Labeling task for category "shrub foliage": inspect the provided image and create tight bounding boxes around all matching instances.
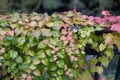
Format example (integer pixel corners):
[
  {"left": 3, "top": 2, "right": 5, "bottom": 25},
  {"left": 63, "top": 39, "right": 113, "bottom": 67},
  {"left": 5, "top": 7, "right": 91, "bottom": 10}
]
[{"left": 0, "top": 11, "right": 120, "bottom": 80}]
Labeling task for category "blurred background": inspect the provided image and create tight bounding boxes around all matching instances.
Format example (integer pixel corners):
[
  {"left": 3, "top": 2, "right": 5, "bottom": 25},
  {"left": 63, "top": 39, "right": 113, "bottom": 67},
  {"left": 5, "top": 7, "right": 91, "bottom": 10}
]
[{"left": 0, "top": 0, "right": 120, "bottom": 16}]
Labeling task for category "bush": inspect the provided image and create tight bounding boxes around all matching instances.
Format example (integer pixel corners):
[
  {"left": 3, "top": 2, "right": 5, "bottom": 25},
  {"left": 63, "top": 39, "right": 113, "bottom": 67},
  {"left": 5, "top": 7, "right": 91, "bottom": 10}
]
[{"left": 0, "top": 11, "right": 120, "bottom": 80}]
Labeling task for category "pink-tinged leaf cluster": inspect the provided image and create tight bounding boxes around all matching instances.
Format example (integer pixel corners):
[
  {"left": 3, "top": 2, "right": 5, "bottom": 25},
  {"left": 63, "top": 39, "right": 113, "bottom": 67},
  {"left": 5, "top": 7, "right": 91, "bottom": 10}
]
[
  {"left": 86, "top": 10, "right": 120, "bottom": 33},
  {"left": 65, "top": 69, "right": 71, "bottom": 76},
  {"left": 60, "top": 24, "right": 74, "bottom": 45},
  {"left": 110, "top": 24, "right": 120, "bottom": 32},
  {"left": 102, "top": 10, "right": 111, "bottom": 17}
]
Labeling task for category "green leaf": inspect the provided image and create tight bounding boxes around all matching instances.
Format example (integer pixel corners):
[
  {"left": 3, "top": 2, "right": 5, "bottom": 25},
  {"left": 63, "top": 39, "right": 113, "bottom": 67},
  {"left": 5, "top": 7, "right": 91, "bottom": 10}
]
[
  {"left": 53, "top": 21, "right": 63, "bottom": 30},
  {"left": 99, "top": 44, "right": 106, "bottom": 51},
  {"left": 96, "top": 66, "right": 103, "bottom": 74},
  {"left": 27, "top": 32, "right": 34, "bottom": 41},
  {"left": 37, "top": 41, "right": 46, "bottom": 49},
  {"left": 50, "top": 38, "right": 59, "bottom": 46},
  {"left": 15, "top": 56, "right": 23, "bottom": 63},
  {"left": 89, "top": 57, "right": 98, "bottom": 66},
  {"left": 9, "top": 62, "right": 16, "bottom": 70},
  {"left": 66, "top": 11, "right": 74, "bottom": 17},
  {"left": 9, "top": 50, "right": 18, "bottom": 59},
  {"left": 57, "top": 51, "right": 65, "bottom": 58},
  {"left": 51, "top": 72, "right": 57, "bottom": 77},
  {"left": 56, "top": 60, "right": 65, "bottom": 68},
  {"left": 27, "top": 50, "right": 35, "bottom": 56},
  {"left": 50, "top": 64, "right": 57, "bottom": 71},
  {"left": 71, "top": 69, "right": 79, "bottom": 78},
  {"left": 33, "top": 29, "right": 41, "bottom": 40},
  {"left": 41, "top": 28, "right": 52, "bottom": 37},
  {"left": 57, "top": 41, "right": 64, "bottom": 48},
  {"left": 33, "top": 70, "right": 41, "bottom": 76},
  {"left": 12, "top": 68, "right": 18, "bottom": 74},
  {"left": 105, "top": 48, "right": 114, "bottom": 59},
  {"left": 46, "top": 49, "right": 52, "bottom": 56},
  {"left": 98, "top": 57, "right": 109, "bottom": 67},
  {"left": 33, "top": 58, "right": 40, "bottom": 65},
  {"left": 29, "top": 64, "right": 37, "bottom": 70},
  {"left": 90, "top": 66, "right": 97, "bottom": 73},
  {"left": 17, "top": 37, "right": 25, "bottom": 46},
  {"left": 48, "top": 57, "right": 55, "bottom": 62},
  {"left": 46, "top": 21, "right": 54, "bottom": 27},
  {"left": 56, "top": 76, "right": 63, "bottom": 80},
  {"left": 37, "top": 50, "right": 46, "bottom": 58},
  {"left": 57, "top": 69, "right": 64, "bottom": 76},
  {"left": 19, "top": 62, "right": 28, "bottom": 70},
  {"left": 42, "top": 58, "right": 49, "bottom": 66},
  {"left": 4, "top": 36, "right": 14, "bottom": 41},
  {"left": 52, "top": 30, "right": 60, "bottom": 37}
]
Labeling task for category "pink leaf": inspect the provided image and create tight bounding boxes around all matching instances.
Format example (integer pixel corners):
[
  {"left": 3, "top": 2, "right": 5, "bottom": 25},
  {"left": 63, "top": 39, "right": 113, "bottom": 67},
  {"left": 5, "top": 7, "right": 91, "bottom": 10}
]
[
  {"left": 0, "top": 36, "right": 5, "bottom": 40},
  {"left": 63, "top": 24, "right": 68, "bottom": 30},
  {"left": 27, "top": 76, "right": 32, "bottom": 80},
  {"left": 110, "top": 24, "right": 120, "bottom": 32},
  {"left": 70, "top": 55, "right": 75, "bottom": 62},
  {"left": 66, "top": 70, "right": 70, "bottom": 76},
  {"left": 7, "top": 30, "right": 15, "bottom": 36},
  {"left": 64, "top": 40, "right": 68, "bottom": 45},
  {"left": 60, "top": 35, "right": 66, "bottom": 40},
  {"left": 102, "top": 10, "right": 111, "bottom": 17},
  {"left": 22, "top": 74, "right": 27, "bottom": 79}
]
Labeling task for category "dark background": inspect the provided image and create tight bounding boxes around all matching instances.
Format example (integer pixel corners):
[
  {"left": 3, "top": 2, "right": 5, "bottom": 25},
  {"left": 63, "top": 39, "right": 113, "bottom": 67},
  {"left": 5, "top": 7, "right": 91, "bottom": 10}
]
[{"left": 0, "top": 0, "right": 120, "bottom": 16}]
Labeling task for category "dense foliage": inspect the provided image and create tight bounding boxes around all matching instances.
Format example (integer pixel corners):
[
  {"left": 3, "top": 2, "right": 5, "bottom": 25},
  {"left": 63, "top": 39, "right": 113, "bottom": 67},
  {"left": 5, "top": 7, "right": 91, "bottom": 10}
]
[{"left": 0, "top": 11, "right": 120, "bottom": 80}]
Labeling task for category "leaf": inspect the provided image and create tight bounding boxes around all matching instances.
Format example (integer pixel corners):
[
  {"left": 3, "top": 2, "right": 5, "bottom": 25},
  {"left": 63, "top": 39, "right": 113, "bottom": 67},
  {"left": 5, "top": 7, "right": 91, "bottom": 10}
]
[
  {"left": 37, "top": 50, "right": 46, "bottom": 58},
  {"left": 15, "top": 56, "right": 23, "bottom": 63},
  {"left": 50, "top": 38, "right": 59, "bottom": 46},
  {"left": 56, "top": 76, "right": 63, "bottom": 80},
  {"left": 17, "top": 37, "right": 25, "bottom": 46},
  {"left": 96, "top": 66, "right": 103, "bottom": 74},
  {"left": 19, "top": 62, "right": 28, "bottom": 70},
  {"left": 50, "top": 64, "right": 57, "bottom": 71},
  {"left": 29, "top": 21, "right": 37, "bottom": 28},
  {"left": 29, "top": 64, "right": 37, "bottom": 70},
  {"left": 9, "top": 50, "right": 18, "bottom": 59},
  {"left": 105, "top": 48, "right": 114, "bottom": 59},
  {"left": 37, "top": 41, "right": 46, "bottom": 49},
  {"left": 91, "top": 66, "right": 97, "bottom": 73},
  {"left": 46, "top": 49, "right": 52, "bottom": 56},
  {"left": 89, "top": 57, "right": 98, "bottom": 66},
  {"left": 57, "top": 41, "right": 64, "bottom": 48},
  {"left": 52, "top": 30, "right": 60, "bottom": 37},
  {"left": 104, "top": 33, "right": 116, "bottom": 45},
  {"left": 71, "top": 69, "right": 79, "bottom": 78},
  {"left": 33, "top": 58, "right": 40, "bottom": 65},
  {"left": 27, "top": 32, "right": 34, "bottom": 41},
  {"left": 0, "top": 30, "right": 6, "bottom": 35},
  {"left": 53, "top": 21, "right": 63, "bottom": 30},
  {"left": 66, "top": 11, "right": 74, "bottom": 17},
  {"left": 46, "top": 21, "right": 54, "bottom": 27},
  {"left": 27, "top": 50, "right": 35, "bottom": 56},
  {"left": 41, "top": 28, "right": 52, "bottom": 37},
  {"left": 42, "top": 58, "right": 49, "bottom": 66},
  {"left": 4, "top": 36, "right": 14, "bottom": 41},
  {"left": 32, "top": 29, "right": 41, "bottom": 40},
  {"left": 57, "top": 51, "right": 65, "bottom": 58},
  {"left": 99, "top": 44, "right": 106, "bottom": 51},
  {"left": 56, "top": 60, "right": 65, "bottom": 68},
  {"left": 57, "top": 69, "right": 63, "bottom": 76},
  {"left": 33, "top": 70, "right": 41, "bottom": 76},
  {"left": 98, "top": 57, "right": 109, "bottom": 67}
]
